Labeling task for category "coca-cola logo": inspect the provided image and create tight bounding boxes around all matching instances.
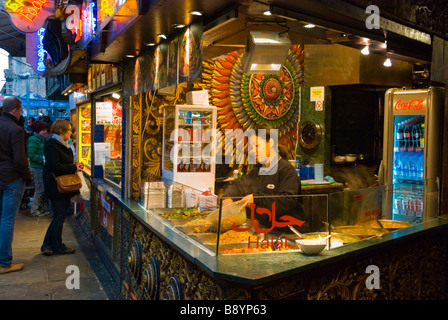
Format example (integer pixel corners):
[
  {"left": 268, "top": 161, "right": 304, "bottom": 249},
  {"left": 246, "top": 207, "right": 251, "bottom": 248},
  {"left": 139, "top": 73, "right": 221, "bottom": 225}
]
[{"left": 394, "top": 99, "right": 425, "bottom": 111}]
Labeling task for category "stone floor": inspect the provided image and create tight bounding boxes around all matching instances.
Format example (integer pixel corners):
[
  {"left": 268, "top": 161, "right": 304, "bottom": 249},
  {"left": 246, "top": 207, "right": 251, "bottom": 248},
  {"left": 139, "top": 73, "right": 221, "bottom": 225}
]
[{"left": 0, "top": 207, "right": 118, "bottom": 300}]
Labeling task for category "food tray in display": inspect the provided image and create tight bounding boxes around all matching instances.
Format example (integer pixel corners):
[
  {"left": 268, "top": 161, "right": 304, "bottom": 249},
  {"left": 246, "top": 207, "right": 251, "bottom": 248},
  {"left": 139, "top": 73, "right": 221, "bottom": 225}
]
[
  {"left": 301, "top": 232, "right": 361, "bottom": 244},
  {"left": 378, "top": 219, "right": 412, "bottom": 231},
  {"left": 176, "top": 224, "right": 216, "bottom": 234},
  {"left": 333, "top": 226, "right": 389, "bottom": 237},
  {"left": 214, "top": 238, "right": 299, "bottom": 255}
]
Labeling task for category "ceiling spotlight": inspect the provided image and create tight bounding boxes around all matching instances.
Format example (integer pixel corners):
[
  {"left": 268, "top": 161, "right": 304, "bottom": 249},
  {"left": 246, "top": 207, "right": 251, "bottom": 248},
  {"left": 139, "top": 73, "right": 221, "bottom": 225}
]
[
  {"left": 383, "top": 57, "right": 392, "bottom": 67},
  {"left": 189, "top": 10, "right": 202, "bottom": 16},
  {"left": 126, "top": 54, "right": 135, "bottom": 58},
  {"left": 361, "top": 45, "right": 370, "bottom": 55},
  {"left": 304, "top": 24, "right": 315, "bottom": 28},
  {"left": 145, "top": 42, "right": 156, "bottom": 46},
  {"left": 157, "top": 34, "right": 167, "bottom": 40},
  {"left": 173, "top": 24, "right": 185, "bottom": 29},
  {"left": 263, "top": 10, "right": 272, "bottom": 16}
]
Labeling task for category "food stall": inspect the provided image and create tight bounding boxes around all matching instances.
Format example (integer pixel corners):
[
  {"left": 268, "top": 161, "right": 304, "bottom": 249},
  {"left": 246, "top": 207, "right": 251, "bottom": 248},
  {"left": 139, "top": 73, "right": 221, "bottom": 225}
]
[
  {"left": 63, "top": 0, "right": 448, "bottom": 300},
  {"left": 118, "top": 176, "right": 448, "bottom": 300}
]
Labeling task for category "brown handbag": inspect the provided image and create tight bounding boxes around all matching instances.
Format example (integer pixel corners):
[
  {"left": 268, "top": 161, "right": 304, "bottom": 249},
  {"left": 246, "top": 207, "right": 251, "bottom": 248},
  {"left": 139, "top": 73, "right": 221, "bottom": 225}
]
[{"left": 53, "top": 173, "right": 82, "bottom": 193}]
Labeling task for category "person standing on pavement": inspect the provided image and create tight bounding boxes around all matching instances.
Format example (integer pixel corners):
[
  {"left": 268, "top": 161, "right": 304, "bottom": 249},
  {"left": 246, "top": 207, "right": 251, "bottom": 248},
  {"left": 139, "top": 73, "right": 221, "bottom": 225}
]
[
  {"left": 0, "top": 97, "right": 32, "bottom": 275},
  {"left": 41, "top": 120, "right": 83, "bottom": 256},
  {"left": 27, "top": 121, "right": 51, "bottom": 217}
]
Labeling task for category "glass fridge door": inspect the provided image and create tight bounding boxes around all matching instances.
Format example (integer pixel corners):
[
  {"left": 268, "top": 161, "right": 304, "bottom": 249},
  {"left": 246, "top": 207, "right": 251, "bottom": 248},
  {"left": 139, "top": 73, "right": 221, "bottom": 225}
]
[{"left": 391, "top": 115, "right": 425, "bottom": 223}]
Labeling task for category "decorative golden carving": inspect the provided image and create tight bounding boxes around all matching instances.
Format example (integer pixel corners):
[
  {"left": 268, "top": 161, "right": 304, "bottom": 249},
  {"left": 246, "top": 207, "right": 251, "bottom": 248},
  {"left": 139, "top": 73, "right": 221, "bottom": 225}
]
[
  {"left": 123, "top": 211, "right": 448, "bottom": 300},
  {"left": 123, "top": 214, "right": 250, "bottom": 300}
]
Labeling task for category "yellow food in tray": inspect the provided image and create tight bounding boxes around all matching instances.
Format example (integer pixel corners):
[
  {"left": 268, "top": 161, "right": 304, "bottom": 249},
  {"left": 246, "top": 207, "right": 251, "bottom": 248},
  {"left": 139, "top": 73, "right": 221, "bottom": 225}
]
[{"left": 219, "top": 230, "right": 257, "bottom": 243}]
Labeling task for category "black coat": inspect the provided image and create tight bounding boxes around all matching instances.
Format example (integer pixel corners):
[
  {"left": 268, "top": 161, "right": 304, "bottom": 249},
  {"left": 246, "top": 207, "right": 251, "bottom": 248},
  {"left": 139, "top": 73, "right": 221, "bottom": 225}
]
[
  {"left": 0, "top": 112, "right": 32, "bottom": 186},
  {"left": 43, "top": 136, "right": 79, "bottom": 199}
]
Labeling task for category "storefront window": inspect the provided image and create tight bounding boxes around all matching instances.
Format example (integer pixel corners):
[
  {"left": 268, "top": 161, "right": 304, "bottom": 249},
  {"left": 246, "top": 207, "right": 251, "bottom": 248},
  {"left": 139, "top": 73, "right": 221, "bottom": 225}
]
[
  {"left": 76, "top": 99, "right": 92, "bottom": 175},
  {"left": 93, "top": 89, "right": 123, "bottom": 187}
]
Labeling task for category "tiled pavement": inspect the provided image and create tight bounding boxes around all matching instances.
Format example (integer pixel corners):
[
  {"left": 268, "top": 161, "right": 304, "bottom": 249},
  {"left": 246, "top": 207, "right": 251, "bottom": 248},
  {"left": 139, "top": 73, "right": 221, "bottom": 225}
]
[{"left": 0, "top": 207, "right": 119, "bottom": 300}]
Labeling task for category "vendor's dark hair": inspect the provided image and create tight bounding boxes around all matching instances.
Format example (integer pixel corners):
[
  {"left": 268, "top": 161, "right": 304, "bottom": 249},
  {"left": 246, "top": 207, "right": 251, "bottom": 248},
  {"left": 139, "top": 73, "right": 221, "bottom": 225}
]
[{"left": 257, "top": 124, "right": 274, "bottom": 142}]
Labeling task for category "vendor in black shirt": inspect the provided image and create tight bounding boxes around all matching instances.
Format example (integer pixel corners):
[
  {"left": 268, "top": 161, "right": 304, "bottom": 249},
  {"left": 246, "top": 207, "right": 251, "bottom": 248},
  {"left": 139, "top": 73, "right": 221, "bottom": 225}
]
[{"left": 222, "top": 126, "right": 305, "bottom": 235}]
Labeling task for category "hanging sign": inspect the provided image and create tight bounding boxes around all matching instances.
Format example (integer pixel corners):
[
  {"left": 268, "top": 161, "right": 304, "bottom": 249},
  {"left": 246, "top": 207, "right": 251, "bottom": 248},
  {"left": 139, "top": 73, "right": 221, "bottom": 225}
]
[
  {"left": 26, "top": 27, "right": 49, "bottom": 75},
  {"left": 64, "top": 4, "right": 83, "bottom": 43},
  {"left": 1, "top": 0, "right": 55, "bottom": 33},
  {"left": 81, "top": 0, "right": 97, "bottom": 45}
]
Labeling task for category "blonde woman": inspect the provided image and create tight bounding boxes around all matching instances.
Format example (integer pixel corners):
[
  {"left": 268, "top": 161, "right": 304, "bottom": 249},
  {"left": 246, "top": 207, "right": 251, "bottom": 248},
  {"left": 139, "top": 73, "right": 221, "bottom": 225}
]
[{"left": 41, "top": 120, "right": 84, "bottom": 256}]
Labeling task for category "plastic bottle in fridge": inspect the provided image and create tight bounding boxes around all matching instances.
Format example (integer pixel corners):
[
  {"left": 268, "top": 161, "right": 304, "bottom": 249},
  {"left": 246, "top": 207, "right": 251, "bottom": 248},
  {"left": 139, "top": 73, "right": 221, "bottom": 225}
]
[
  {"left": 393, "top": 152, "right": 402, "bottom": 182},
  {"left": 401, "top": 152, "right": 409, "bottom": 180},
  {"left": 408, "top": 152, "right": 417, "bottom": 180},
  {"left": 417, "top": 152, "right": 424, "bottom": 180},
  {"left": 397, "top": 121, "right": 404, "bottom": 148},
  {"left": 404, "top": 122, "right": 412, "bottom": 148}
]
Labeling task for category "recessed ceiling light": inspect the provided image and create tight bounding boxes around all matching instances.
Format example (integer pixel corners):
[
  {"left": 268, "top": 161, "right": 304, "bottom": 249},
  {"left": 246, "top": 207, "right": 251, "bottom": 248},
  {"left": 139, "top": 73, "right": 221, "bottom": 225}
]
[
  {"left": 304, "top": 24, "right": 315, "bottom": 28},
  {"left": 173, "top": 24, "right": 185, "bottom": 29},
  {"left": 126, "top": 54, "right": 135, "bottom": 58},
  {"left": 383, "top": 57, "right": 392, "bottom": 67},
  {"left": 361, "top": 45, "right": 370, "bottom": 55},
  {"left": 157, "top": 34, "right": 167, "bottom": 40},
  {"left": 189, "top": 10, "right": 202, "bottom": 16},
  {"left": 263, "top": 10, "right": 272, "bottom": 16},
  {"left": 145, "top": 42, "right": 156, "bottom": 46}
]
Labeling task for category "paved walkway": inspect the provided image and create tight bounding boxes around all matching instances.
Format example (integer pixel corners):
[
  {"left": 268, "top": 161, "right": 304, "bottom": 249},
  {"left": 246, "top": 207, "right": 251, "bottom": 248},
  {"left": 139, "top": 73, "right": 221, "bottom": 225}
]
[{"left": 0, "top": 207, "right": 120, "bottom": 300}]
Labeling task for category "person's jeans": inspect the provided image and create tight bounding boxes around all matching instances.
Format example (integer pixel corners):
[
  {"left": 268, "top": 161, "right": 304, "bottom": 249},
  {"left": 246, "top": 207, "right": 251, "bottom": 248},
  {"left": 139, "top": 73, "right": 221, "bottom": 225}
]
[
  {"left": 41, "top": 198, "right": 71, "bottom": 253},
  {"left": 30, "top": 168, "right": 45, "bottom": 214},
  {"left": 0, "top": 179, "right": 26, "bottom": 267}
]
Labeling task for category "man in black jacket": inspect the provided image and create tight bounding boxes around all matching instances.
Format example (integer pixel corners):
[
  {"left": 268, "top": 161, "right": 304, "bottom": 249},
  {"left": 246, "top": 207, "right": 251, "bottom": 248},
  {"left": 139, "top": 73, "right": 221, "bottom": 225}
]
[
  {"left": 0, "top": 97, "right": 32, "bottom": 275},
  {"left": 222, "top": 126, "right": 305, "bottom": 235}
]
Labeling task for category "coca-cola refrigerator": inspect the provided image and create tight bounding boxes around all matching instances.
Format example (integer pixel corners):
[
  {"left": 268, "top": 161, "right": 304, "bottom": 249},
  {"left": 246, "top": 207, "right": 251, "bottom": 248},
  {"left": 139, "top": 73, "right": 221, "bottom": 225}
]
[{"left": 381, "top": 87, "right": 445, "bottom": 223}]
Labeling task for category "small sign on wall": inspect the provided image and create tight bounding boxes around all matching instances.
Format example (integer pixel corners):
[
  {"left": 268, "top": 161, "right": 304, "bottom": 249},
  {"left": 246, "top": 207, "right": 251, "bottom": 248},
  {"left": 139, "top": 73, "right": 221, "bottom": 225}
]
[{"left": 310, "top": 87, "right": 325, "bottom": 102}]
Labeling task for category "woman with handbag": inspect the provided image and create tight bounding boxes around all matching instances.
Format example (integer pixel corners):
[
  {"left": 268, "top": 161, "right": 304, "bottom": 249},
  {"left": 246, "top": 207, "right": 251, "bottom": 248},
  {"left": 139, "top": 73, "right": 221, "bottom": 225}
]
[{"left": 41, "top": 120, "right": 84, "bottom": 256}]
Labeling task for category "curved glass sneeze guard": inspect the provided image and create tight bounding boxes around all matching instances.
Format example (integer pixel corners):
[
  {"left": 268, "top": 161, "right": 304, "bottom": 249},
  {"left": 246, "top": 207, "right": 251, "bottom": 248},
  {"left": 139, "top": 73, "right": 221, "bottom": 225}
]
[{"left": 138, "top": 176, "right": 439, "bottom": 256}]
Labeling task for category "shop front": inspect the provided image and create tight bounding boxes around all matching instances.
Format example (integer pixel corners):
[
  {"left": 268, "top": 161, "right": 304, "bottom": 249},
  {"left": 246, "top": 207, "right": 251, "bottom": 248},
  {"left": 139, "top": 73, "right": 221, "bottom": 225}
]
[{"left": 63, "top": 0, "right": 448, "bottom": 299}]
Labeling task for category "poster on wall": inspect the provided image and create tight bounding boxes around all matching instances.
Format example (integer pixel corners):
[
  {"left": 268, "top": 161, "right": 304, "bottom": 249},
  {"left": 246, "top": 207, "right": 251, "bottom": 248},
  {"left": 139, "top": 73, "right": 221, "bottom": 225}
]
[
  {"left": 168, "top": 37, "right": 179, "bottom": 85},
  {"left": 98, "top": 190, "right": 114, "bottom": 235},
  {"left": 96, "top": 101, "right": 113, "bottom": 124},
  {"left": 154, "top": 43, "right": 168, "bottom": 90},
  {"left": 178, "top": 23, "right": 203, "bottom": 83}
]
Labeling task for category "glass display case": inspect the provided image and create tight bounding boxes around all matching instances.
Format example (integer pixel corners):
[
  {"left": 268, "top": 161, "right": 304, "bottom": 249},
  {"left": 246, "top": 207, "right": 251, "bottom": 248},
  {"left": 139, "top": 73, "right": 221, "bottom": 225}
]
[
  {"left": 104, "top": 156, "right": 122, "bottom": 187},
  {"left": 137, "top": 175, "right": 421, "bottom": 256},
  {"left": 76, "top": 100, "right": 92, "bottom": 175},
  {"left": 162, "top": 105, "right": 217, "bottom": 192}
]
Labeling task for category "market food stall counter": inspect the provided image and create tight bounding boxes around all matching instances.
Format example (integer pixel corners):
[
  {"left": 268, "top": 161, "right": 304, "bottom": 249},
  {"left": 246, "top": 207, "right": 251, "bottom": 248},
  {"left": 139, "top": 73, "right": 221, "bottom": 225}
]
[{"left": 115, "top": 180, "right": 448, "bottom": 300}]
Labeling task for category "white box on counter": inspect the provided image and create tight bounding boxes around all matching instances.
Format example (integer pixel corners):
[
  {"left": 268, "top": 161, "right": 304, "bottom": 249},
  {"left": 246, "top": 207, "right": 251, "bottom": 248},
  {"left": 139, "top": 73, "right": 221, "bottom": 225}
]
[
  {"left": 198, "top": 194, "right": 217, "bottom": 211},
  {"left": 186, "top": 90, "right": 210, "bottom": 105}
]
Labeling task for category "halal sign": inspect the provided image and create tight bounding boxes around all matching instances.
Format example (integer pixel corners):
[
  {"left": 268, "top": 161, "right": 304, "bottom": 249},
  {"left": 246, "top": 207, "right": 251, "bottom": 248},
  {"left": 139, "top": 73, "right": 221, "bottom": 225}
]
[{"left": 2, "top": 0, "right": 55, "bottom": 33}]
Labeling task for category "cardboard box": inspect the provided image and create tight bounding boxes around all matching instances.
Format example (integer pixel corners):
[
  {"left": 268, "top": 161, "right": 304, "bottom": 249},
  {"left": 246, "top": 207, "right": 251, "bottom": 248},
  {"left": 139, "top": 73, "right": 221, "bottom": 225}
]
[{"left": 186, "top": 90, "right": 210, "bottom": 105}]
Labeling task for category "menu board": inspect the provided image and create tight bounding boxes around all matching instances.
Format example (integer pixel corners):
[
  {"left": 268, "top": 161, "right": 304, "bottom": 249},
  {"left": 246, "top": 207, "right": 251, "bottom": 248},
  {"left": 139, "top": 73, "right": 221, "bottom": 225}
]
[
  {"left": 96, "top": 101, "right": 113, "bottom": 125},
  {"left": 88, "top": 63, "right": 119, "bottom": 92},
  {"left": 77, "top": 101, "right": 92, "bottom": 174},
  {"left": 103, "top": 98, "right": 122, "bottom": 158}
]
